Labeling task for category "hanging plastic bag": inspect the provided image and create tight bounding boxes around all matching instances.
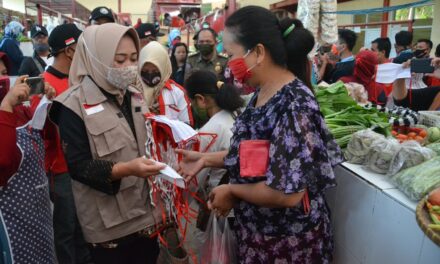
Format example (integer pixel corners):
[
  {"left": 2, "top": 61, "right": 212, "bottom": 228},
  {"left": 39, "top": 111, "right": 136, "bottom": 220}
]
[{"left": 200, "top": 214, "right": 237, "bottom": 264}]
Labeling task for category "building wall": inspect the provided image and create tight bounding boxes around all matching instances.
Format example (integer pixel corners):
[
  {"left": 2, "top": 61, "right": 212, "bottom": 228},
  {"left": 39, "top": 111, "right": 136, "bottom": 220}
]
[
  {"left": 237, "top": 0, "right": 279, "bottom": 9},
  {"left": 337, "top": 0, "right": 419, "bottom": 26},
  {"left": 432, "top": 0, "right": 440, "bottom": 53},
  {"left": 3, "top": 0, "right": 25, "bottom": 13},
  {"left": 77, "top": 0, "right": 153, "bottom": 23}
]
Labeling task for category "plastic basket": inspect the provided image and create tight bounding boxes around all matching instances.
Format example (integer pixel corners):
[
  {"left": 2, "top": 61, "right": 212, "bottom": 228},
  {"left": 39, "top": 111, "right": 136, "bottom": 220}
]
[{"left": 419, "top": 111, "right": 440, "bottom": 127}]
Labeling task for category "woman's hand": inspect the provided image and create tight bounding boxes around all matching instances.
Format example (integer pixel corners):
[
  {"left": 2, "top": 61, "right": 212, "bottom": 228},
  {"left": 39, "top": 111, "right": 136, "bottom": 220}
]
[
  {"left": 0, "top": 76, "right": 30, "bottom": 113},
  {"left": 176, "top": 149, "right": 205, "bottom": 182},
  {"left": 208, "top": 184, "right": 236, "bottom": 217},
  {"left": 112, "top": 157, "right": 166, "bottom": 179}
]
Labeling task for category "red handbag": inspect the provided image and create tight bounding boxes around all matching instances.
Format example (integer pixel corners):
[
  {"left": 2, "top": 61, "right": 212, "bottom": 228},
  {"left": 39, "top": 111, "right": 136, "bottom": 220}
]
[{"left": 239, "top": 140, "right": 270, "bottom": 177}]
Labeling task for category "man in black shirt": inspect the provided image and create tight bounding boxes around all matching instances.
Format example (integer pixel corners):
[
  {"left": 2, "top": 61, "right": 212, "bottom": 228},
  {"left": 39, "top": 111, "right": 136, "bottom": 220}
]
[
  {"left": 328, "top": 29, "right": 357, "bottom": 83},
  {"left": 18, "top": 25, "right": 50, "bottom": 77}
]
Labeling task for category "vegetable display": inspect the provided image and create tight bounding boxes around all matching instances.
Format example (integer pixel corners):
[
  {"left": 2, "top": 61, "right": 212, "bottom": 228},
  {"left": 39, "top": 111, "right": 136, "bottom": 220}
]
[
  {"left": 315, "top": 81, "right": 357, "bottom": 116},
  {"left": 392, "top": 126, "right": 428, "bottom": 144},
  {"left": 325, "top": 106, "right": 391, "bottom": 148},
  {"left": 391, "top": 156, "right": 440, "bottom": 201},
  {"left": 366, "top": 138, "right": 401, "bottom": 174},
  {"left": 428, "top": 127, "right": 440, "bottom": 143},
  {"left": 388, "top": 141, "right": 436, "bottom": 176},
  {"left": 345, "top": 130, "right": 385, "bottom": 164},
  {"left": 427, "top": 188, "right": 440, "bottom": 231}
]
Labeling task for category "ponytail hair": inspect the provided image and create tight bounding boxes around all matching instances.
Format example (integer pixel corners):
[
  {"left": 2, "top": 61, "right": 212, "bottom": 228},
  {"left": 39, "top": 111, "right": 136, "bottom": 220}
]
[
  {"left": 280, "top": 18, "right": 315, "bottom": 89},
  {"left": 225, "top": 6, "right": 315, "bottom": 89},
  {"left": 185, "top": 70, "right": 244, "bottom": 113}
]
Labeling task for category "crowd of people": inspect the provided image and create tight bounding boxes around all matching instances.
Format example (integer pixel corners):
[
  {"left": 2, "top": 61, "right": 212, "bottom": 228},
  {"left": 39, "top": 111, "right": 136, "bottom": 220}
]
[
  {"left": 1, "top": 4, "right": 440, "bottom": 264},
  {"left": 315, "top": 27, "right": 440, "bottom": 110}
]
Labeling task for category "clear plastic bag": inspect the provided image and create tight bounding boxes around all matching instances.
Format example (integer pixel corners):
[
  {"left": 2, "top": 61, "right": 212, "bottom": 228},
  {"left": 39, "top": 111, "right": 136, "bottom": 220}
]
[
  {"left": 365, "top": 137, "right": 401, "bottom": 174},
  {"left": 388, "top": 141, "right": 437, "bottom": 176},
  {"left": 345, "top": 129, "right": 385, "bottom": 164},
  {"left": 391, "top": 156, "right": 440, "bottom": 201},
  {"left": 200, "top": 214, "right": 237, "bottom": 264}
]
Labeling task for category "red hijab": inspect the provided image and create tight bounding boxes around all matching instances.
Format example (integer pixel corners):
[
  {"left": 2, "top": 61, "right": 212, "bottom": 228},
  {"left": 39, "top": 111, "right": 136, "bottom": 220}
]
[{"left": 340, "top": 50, "right": 380, "bottom": 102}]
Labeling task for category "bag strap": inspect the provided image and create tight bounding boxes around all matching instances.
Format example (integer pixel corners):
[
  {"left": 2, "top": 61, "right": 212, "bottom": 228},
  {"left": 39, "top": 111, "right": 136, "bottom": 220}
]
[{"left": 32, "top": 56, "right": 45, "bottom": 74}]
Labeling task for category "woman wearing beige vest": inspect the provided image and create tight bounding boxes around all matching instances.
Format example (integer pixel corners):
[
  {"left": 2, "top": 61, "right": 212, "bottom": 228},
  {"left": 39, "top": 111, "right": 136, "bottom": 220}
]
[{"left": 49, "top": 24, "right": 167, "bottom": 264}]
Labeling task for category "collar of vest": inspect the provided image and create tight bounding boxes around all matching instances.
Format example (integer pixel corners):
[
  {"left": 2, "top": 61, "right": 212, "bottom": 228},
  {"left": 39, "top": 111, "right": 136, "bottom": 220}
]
[{"left": 83, "top": 76, "right": 108, "bottom": 106}]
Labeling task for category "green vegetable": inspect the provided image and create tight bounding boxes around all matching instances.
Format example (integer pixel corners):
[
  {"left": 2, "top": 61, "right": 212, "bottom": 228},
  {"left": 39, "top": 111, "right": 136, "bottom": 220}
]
[
  {"left": 391, "top": 156, "right": 440, "bottom": 201},
  {"left": 315, "top": 81, "right": 357, "bottom": 115},
  {"left": 428, "top": 224, "right": 440, "bottom": 231},
  {"left": 335, "top": 135, "right": 353, "bottom": 148},
  {"left": 325, "top": 105, "right": 392, "bottom": 138},
  {"left": 428, "top": 127, "right": 440, "bottom": 142},
  {"left": 427, "top": 143, "right": 440, "bottom": 155}
]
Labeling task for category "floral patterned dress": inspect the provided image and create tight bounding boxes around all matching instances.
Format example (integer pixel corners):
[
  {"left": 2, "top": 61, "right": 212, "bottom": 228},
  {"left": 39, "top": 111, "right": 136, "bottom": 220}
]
[{"left": 224, "top": 79, "right": 343, "bottom": 264}]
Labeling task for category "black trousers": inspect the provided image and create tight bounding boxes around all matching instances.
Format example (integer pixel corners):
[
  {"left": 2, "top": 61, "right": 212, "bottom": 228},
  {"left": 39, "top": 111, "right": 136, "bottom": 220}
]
[
  {"left": 89, "top": 235, "right": 159, "bottom": 264},
  {"left": 50, "top": 173, "right": 91, "bottom": 264}
]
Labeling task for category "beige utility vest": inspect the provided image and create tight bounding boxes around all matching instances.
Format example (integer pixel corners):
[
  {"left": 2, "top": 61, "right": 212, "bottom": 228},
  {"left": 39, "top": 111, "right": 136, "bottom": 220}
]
[{"left": 55, "top": 76, "right": 163, "bottom": 243}]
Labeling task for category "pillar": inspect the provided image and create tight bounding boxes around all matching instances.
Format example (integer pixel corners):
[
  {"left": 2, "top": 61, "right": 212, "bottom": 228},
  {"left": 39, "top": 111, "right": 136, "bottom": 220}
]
[{"left": 430, "top": 0, "right": 440, "bottom": 56}]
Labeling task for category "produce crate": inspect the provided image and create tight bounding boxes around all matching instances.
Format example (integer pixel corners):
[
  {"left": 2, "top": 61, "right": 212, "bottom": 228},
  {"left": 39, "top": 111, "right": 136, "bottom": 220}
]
[
  {"left": 416, "top": 198, "right": 440, "bottom": 247},
  {"left": 419, "top": 111, "right": 440, "bottom": 127}
]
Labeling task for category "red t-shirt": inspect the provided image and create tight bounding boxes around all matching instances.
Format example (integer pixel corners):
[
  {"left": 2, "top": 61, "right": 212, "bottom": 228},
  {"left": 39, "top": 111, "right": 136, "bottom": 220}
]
[
  {"left": 42, "top": 68, "right": 69, "bottom": 175},
  {"left": 0, "top": 103, "right": 37, "bottom": 186}
]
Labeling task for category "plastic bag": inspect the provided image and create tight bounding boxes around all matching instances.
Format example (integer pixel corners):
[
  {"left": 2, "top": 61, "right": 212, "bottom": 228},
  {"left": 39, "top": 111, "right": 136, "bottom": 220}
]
[
  {"left": 391, "top": 156, "right": 440, "bottom": 201},
  {"left": 427, "top": 143, "right": 440, "bottom": 155},
  {"left": 388, "top": 141, "right": 437, "bottom": 176},
  {"left": 200, "top": 215, "right": 237, "bottom": 264},
  {"left": 365, "top": 137, "right": 401, "bottom": 174},
  {"left": 345, "top": 129, "right": 385, "bottom": 164}
]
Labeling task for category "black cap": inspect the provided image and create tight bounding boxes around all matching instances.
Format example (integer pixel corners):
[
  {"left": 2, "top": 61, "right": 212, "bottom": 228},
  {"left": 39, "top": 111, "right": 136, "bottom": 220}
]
[
  {"left": 136, "top": 23, "right": 165, "bottom": 39},
  {"left": 89, "top": 6, "right": 115, "bottom": 23},
  {"left": 31, "top": 24, "right": 48, "bottom": 38},
  {"left": 49, "top": 24, "right": 82, "bottom": 55}
]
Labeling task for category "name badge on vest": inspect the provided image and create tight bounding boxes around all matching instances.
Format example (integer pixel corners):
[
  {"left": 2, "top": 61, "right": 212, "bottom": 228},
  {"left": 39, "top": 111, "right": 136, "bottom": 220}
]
[{"left": 83, "top": 103, "right": 104, "bottom": 115}]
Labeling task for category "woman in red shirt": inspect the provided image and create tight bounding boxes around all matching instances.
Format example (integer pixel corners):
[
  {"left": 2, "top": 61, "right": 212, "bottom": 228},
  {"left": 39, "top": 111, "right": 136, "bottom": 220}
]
[{"left": 0, "top": 53, "right": 57, "bottom": 263}]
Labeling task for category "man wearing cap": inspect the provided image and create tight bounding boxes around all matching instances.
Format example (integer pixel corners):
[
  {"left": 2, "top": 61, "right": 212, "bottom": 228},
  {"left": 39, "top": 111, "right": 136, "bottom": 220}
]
[
  {"left": 89, "top": 6, "right": 115, "bottom": 25},
  {"left": 18, "top": 24, "right": 50, "bottom": 77},
  {"left": 135, "top": 23, "right": 165, "bottom": 48},
  {"left": 186, "top": 27, "right": 227, "bottom": 81},
  {"left": 44, "top": 23, "right": 91, "bottom": 264}
]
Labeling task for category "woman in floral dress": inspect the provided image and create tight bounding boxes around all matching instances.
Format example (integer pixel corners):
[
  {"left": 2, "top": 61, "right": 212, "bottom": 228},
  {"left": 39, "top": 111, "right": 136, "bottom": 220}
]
[{"left": 177, "top": 6, "right": 343, "bottom": 263}]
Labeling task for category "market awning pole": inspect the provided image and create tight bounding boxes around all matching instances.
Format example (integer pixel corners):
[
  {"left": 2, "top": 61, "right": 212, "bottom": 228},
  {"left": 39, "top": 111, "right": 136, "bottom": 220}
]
[
  {"left": 381, "top": 0, "right": 390, "bottom": 37},
  {"left": 37, "top": 4, "right": 43, "bottom": 25},
  {"left": 71, "top": 0, "right": 76, "bottom": 19}
]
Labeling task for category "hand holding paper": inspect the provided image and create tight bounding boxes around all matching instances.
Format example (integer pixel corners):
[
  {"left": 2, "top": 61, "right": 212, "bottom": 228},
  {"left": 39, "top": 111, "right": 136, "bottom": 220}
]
[
  {"left": 152, "top": 159, "right": 187, "bottom": 189},
  {"left": 375, "top": 63, "right": 411, "bottom": 84}
]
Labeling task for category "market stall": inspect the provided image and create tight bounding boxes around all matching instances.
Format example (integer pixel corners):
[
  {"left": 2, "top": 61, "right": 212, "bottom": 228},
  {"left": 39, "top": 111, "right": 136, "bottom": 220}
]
[
  {"left": 313, "top": 81, "right": 440, "bottom": 263},
  {"left": 328, "top": 163, "right": 440, "bottom": 264}
]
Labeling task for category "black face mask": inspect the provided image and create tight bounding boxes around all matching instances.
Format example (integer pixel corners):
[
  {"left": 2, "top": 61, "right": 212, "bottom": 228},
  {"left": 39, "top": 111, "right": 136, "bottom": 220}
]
[
  {"left": 141, "top": 71, "right": 161, "bottom": 87},
  {"left": 34, "top": 43, "right": 50, "bottom": 53},
  {"left": 198, "top": 44, "right": 214, "bottom": 56},
  {"left": 414, "top": 49, "right": 428, "bottom": 58}
]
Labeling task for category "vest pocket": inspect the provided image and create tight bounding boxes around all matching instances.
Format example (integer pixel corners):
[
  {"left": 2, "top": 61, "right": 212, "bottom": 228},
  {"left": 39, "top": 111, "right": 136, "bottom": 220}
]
[
  {"left": 85, "top": 113, "right": 127, "bottom": 158},
  {"left": 96, "top": 177, "right": 148, "bottom": 228}
]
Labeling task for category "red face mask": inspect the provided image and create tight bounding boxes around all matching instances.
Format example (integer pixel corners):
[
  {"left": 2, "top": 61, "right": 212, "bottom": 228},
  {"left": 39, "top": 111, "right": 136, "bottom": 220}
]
[{"left": 228, "top": 50, "right": 256, "bottom": 84}]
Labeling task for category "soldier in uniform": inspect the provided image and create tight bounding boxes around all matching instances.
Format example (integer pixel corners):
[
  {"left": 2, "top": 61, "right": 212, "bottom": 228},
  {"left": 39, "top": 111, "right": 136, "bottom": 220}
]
[{"left": 185, "top": 27, "right": 228, "bottom": 81}]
